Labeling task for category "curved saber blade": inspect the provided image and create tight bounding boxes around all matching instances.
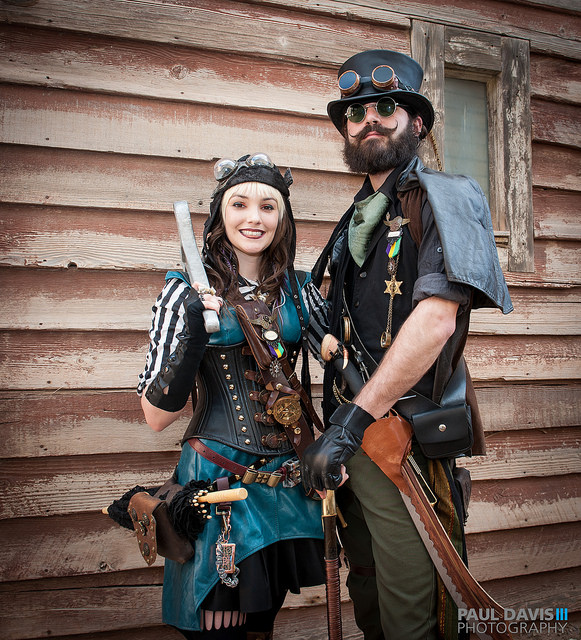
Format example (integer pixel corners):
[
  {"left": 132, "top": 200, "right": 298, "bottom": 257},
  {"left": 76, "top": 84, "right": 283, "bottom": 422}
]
[{"left": 173, "top": 200, "right": 220, "bottom": 333}]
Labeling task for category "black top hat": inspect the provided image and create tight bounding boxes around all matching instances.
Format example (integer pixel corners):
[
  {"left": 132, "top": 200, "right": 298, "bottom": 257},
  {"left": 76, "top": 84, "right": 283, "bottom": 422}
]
[{"left": 327, "top": 49, "right": 434, "bottom": 137}]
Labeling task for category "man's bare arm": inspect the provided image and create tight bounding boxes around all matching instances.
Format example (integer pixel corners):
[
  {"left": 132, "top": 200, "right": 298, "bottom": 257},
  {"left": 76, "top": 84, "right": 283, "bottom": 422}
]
[{"left": 354, "top": 296, "right": 459, "bottom": 419}]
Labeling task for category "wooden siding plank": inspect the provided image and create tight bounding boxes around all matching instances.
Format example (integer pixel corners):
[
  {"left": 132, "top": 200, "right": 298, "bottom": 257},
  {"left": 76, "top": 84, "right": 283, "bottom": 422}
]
[
  {"left": 1, "top": 332, "right": 579, "bottom": 391},
  {"left": 0, "top": 513, "right": 148, "bottom": 582},
  {"left": 0, "top": 83, "right": 348, "bottom": 171},
  {"left": 0, "top": 0, "right": 409, "bottom": 67},
  {"left": 467, "top": 522, "right": 581, "bottom": 582},
  {"left": 2, "top": 383, "right": 578, "bottom": 461},
  {"left": 533, "top": 188, "right": 581, "bottom": 240},
  {"left": 0, "top": 24, "right": 338, "bottom": 117},
  {"left": 411, "top": 21, "right": 445, "bottom": 172},
  {"left": 0, "top": 145, "right": 360, "bottom": 220},
  {"left": 533, "top": 142, "right": 581, "bottom": 191},
  {"left": 0, "top": 451, "right": 182, "bottom": 519},
  {"left": 0, "top": 584, "right": 166, "bottom": 640},
  {"left": 531, "top": 53, "right": 581, "bottom": 105},
  {"left": 473, "top": 382, "right": 581, "bottom": 433},
  {"left": 465, "top": 474, "right": 581, "bottom": 534},
  {"left": 4, "top": 510, "right": 579, "bottom": 587},
  {"left": 2, "top": 0, "right": 579, "bottom": 60},
  {"left": 3, "top": 269, "right": 578, "bottom": 335},
  {"left": 0, "top": 267, "right": 172, "bottom": 332},
  {"left": 532, "top": 99, "right": 581, "bottom": 148},
  {"left": 504, "top": 240, "right": 581, "bottom": 287},
  {"left": 0, "top": 389, "right": 188, "bottom": 459},
  {"left": 469, "top": 288, "right": 581, "bottom": 335},
  {"left": 1, "top": 452, "right": 578, "bottom": 531},
  {"left": 481, "top": 567, "right": 581, "bottom": 614},
  {"left": 463, "top": 335, "right": 581, "bottom": 382},
  {"left": 0, "top": 206, "right": 328, "bottom": 276},
  {"left": 0, "top": 582, "right": 362, "bottom": 640},
  {"left": 0, "top": 566, "right": 165, "bottom": 592},
  {"left": 457, "top": 427, "right": 581, "bottom": 480}
]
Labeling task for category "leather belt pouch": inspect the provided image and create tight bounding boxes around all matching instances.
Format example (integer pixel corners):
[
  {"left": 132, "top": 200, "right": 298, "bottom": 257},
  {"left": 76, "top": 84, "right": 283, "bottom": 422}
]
[
  {"left": 398, "top": 357, "right": 473, "bottom": 460},
  {"left": 128, "top": 489, "right": 194, "bottom": 566},
  {"left": 411, "top": 403, "right": 473, "bottom": 459}
]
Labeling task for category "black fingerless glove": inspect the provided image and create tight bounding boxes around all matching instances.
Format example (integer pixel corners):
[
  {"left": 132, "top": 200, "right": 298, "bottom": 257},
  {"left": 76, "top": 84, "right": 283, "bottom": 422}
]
[
  {"left": 145, "top": 293, "right": 211, "bottom": 412},
  {"left": 301, "top": 403, "right": 375, "bottom": 491}
]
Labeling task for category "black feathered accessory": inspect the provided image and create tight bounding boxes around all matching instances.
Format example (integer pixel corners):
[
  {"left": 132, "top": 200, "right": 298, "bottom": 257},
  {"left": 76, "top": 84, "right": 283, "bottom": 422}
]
[{"left": 105, "top": 477, "right": 211, "bottom": 546}]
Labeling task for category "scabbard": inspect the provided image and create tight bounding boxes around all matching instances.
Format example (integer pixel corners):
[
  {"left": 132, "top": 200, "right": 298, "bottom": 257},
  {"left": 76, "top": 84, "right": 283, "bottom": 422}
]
[
  {"left": 362, "top": 416, "right": 513, "bottom": 640},
  {"left": 322, "top": 491, "right": 342, "bottom": 640}
]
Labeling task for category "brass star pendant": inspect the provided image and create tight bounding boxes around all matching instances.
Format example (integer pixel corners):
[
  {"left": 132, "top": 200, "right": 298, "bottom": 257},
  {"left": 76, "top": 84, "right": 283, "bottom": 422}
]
[{"left": 384, "top": 276, "right": 402, "bottom": 299}]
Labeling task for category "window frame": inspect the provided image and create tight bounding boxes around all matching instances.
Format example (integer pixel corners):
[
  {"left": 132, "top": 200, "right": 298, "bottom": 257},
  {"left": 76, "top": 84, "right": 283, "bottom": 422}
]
[{"left": 411, "top": 21, "right": 534, "bottom": 272}]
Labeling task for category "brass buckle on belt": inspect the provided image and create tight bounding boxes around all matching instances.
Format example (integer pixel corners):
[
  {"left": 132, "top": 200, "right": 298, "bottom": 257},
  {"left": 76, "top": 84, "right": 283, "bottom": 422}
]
[{"left": 241, "top": 468, "right": 282, "bottom": 487}]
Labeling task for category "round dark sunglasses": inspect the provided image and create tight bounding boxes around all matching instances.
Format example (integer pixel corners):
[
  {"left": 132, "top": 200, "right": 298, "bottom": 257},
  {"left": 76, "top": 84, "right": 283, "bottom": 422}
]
[{"left": 345, "top": 97, "right": 401, "bottom": 123}]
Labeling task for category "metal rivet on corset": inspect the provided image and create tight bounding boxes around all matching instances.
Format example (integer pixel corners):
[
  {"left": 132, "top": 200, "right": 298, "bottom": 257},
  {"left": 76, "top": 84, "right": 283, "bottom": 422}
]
[
  {"left": 229, "top": 384, "right": 234, "bottom": 390},
  {"left": 220, "top": 354, "right": 226, "bottom": 360},
  {"left": 241, "top": 426, "right": 247, "bottom": 433},
  {"left": 238, "top": 415, "right": 245, "bottom": 421},
  {"left": 226, "top": 374, "right": 232, "bottom": 380},
  {"left": 244, "top": 438, "right": 251, "bottom": 445},
  {"left": 164, "top": 365, "right": 170, "bottom": 373},
  {"left": 232, "top": 395, "right": 238, "bottom": 401},
  {"left": 438, "top": 424, "right": 447, "bottom": 432},
  {"left": 235, "top": 405, "right": 241, "bottom": 411},
  {"left": 223, "top": 364, "right": 229, "bottom": 370}
]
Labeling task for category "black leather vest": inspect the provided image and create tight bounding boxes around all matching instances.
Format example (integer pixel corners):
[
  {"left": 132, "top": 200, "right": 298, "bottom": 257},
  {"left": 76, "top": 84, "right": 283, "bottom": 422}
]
[{"left": 182, "top": 342, "right": 301, "bottom": 456}]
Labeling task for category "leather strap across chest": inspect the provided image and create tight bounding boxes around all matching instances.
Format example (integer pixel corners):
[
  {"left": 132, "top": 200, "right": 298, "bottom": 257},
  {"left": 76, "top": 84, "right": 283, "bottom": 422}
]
[{"left": 235, "top": 299, "right": 323, "bottom": 459}]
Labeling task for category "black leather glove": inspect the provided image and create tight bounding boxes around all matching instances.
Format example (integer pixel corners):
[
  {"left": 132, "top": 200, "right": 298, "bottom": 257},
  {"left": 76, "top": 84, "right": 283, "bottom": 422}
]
[
  {"left": 301, "top": 403, "right": 375, "bottom": 491},
  {"left": 145, "top": 292, "right": 211, "bottom": 412}
]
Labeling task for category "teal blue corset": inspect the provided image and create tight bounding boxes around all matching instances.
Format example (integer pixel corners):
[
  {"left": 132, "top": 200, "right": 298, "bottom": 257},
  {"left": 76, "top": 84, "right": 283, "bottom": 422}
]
[{"left": 164, "top": 270, "right": 310, "bottom": 347}]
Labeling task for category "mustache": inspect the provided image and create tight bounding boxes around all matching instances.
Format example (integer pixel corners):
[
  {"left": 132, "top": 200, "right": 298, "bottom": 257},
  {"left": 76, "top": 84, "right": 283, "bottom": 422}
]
[{"left": 348, "top": 121, "right": 399, "bottom": 141}]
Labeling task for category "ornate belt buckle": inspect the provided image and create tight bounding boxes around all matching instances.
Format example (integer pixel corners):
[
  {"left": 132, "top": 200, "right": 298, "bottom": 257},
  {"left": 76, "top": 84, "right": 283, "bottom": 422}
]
[{"left": 271, "top": 395, "right": 302, "bottom": 425}]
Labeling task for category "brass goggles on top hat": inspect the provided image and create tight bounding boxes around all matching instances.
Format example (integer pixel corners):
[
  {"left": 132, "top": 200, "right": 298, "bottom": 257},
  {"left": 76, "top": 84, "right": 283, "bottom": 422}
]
[
  {"left": 338, "top": 64, "right": 400, "bottom": 98},
  {"left": 213, "top": 152, "right": 274, "bottom": 182}
]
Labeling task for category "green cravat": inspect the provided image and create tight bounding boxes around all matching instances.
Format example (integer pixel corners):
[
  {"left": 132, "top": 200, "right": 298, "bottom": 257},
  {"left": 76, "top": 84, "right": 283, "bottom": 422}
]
[{"left": 348, "top": 191, "right": 390, "bottom": 267}]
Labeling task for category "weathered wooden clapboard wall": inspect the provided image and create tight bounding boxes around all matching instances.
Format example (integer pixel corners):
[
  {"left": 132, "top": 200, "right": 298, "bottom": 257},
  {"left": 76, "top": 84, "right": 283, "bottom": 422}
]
[{"left": 0, "top": 1, "right": 579, "bottom": 638}]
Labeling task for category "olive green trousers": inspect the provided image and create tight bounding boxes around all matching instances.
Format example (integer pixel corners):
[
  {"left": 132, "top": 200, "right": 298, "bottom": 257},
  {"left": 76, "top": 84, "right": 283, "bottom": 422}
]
[{"left": 337, "top": 448, "right": 438, "bottom": 640}]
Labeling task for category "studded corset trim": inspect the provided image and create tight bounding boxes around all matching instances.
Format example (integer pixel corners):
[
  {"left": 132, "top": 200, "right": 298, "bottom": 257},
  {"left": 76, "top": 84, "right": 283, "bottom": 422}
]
[{"left": 182, "top": 343, "right": 301, "bottom": 456}]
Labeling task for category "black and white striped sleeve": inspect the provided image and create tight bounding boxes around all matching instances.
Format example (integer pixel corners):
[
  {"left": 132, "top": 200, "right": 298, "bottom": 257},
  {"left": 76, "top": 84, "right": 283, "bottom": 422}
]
[
  {"left": 302, "top": 280, "right": 330, "bottom": 366},
  {"left": 136, "top": 278, "right": 190, "bottom": 395}
]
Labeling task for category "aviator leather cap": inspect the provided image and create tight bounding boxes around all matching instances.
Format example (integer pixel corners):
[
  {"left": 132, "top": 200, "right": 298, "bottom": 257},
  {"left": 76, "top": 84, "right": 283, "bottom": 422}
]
[{"left": 327, "top": 49, "right": 435, "bottom": 137}]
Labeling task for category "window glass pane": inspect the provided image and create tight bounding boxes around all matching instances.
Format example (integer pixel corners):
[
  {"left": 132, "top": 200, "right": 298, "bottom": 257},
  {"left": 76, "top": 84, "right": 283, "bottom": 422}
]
[{"left": 444, "top": 77, "right": 489, "bottom": 201}]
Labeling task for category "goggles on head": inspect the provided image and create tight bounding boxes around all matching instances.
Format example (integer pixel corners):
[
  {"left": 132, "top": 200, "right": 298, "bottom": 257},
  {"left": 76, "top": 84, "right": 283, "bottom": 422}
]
[
  {"left": 213, "top": 152, "right": 274, "bottom": 183},
  {"left": 338, "top": 65, "right": 400, "bottom": 98},
  {"left": 345, "top": 97, "right": 405, "bottom": 123}
]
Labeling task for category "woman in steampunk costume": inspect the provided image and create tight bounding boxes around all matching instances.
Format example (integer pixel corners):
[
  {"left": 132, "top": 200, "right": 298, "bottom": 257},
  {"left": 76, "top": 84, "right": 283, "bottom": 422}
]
[{"left": 137, "top": 154, "right": 328, "bottom": 639}]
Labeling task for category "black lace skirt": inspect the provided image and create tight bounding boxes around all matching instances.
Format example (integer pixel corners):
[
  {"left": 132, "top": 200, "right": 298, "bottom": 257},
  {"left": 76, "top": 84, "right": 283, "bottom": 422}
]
[{"left": 201, "top": 537, "right": 325, "bottom": 613}]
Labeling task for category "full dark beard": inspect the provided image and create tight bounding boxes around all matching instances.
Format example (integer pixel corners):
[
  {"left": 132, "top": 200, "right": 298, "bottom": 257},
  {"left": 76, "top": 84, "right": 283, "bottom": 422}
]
[{"left": 342, "top": 120, "right": 419, "bottom": 174}]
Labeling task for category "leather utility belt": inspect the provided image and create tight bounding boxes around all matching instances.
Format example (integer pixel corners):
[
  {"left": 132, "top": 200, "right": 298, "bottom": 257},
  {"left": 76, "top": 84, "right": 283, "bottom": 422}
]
[
  {"left": 235, "top": 298, "right": 323, "bottom": 461},
  {"left": 189, "top": 437, "right": 301, "bottom": 489}
]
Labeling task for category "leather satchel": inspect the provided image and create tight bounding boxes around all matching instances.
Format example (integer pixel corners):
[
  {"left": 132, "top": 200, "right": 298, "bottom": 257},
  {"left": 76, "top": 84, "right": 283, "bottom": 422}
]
[
  {"left": 395, "top": 358, "right": 473, "bottom": 459},
  {"left": 127, "top": 478, "right": 194, "bottom": 566},
  {"left": 407, "top": 359, "right": 473, "bottom": 459}
]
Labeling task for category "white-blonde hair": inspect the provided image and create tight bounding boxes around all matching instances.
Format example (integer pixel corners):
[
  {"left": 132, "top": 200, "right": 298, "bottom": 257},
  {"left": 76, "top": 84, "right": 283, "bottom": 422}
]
[{"left": 220, "top": 181, "right": 286, "bottom": 222}]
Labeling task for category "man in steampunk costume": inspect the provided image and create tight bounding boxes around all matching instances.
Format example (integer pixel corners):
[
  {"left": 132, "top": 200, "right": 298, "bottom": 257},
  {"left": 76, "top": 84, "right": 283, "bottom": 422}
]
[{"left": 301, "top": 50, "right": 513, "bottom": 639}]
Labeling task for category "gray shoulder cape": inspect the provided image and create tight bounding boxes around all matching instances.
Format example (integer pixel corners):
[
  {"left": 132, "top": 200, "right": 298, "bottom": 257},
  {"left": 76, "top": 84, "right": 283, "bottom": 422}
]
[{"left": 398, "top": 157, "right": 513, "bottom": 314}]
